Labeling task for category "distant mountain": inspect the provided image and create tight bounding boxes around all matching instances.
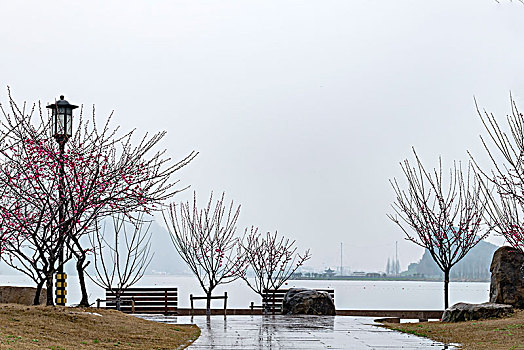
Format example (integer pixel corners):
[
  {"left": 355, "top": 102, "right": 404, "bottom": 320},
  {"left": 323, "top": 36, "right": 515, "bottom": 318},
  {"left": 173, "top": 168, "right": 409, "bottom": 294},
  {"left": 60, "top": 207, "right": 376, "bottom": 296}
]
[
  {"left": 404, "top": 240, "right": 499, "bottom": 281},
  {"left": 145, "top": 221, "right": 190, "bottom": 275}
]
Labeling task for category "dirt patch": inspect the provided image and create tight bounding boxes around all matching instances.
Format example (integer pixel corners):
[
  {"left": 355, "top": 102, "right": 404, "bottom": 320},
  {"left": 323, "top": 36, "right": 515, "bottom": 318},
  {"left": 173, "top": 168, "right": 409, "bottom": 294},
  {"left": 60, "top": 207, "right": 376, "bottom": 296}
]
[
  {"left": 0, "top": 286, "right": 46, "bottom": 305},
  {"left": 0, "top": 303, "right": 199, "bottom": 349},
  {"left": 382, "top": 309, "right": 524, "bottom": 349}
]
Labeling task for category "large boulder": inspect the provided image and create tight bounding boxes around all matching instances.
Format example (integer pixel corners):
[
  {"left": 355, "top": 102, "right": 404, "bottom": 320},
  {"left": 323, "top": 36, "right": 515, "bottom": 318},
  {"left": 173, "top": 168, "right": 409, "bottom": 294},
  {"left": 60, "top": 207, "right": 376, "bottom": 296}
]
[
  {"left": 490, "top": 246, "right": 524, "bottom": 308},
  {"left": 442, "top": 302, "right": 513, "bottom": 322},
  {"left": 0, "top": 286, "right": 46, "bottom": 305},
  {"left": 282, "top": 288, "right": 336, "bottom": 315}
]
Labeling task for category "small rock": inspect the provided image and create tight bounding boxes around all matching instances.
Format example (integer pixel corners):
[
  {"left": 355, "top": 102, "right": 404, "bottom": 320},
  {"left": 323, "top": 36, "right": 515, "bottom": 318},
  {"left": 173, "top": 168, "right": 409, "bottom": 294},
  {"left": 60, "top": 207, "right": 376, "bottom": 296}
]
[
  {"left": 282, "top": 288, "right": 335, "bottom": 315},
  {"left": 442, "top": 302, "right": 513, "bottom": 322}
]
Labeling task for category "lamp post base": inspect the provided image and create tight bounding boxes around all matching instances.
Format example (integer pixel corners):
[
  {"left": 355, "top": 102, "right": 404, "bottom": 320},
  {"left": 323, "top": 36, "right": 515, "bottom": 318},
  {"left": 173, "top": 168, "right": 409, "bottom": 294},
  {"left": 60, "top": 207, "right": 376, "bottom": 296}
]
[{"left": 55, "top": 273, "right": 67, "bottom": 306}]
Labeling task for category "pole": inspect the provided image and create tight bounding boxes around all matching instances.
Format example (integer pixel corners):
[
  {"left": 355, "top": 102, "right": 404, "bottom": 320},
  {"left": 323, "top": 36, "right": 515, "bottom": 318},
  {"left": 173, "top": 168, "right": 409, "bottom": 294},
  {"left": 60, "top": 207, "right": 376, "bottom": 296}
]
[
  {"left": 395, "top": 241, "right": 398, "bottom": 276},
  {"left": 55, "top": 141, "right": 67, "bottom": 306},
  {"left": 340, "top": 242, "right": 343, "bottom": 276}
]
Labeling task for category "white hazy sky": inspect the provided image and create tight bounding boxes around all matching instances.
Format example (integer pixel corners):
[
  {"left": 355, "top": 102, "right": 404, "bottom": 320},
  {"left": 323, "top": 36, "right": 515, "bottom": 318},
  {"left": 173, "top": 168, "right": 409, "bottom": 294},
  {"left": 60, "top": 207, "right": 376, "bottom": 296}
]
[{"left": 1, "top": 0, "right": 523, "bottom": 272}]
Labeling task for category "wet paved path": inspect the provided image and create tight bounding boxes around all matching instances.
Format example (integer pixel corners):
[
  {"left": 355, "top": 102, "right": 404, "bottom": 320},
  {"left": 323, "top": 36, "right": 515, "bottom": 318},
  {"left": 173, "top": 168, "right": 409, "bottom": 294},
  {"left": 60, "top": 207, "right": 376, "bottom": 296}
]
[{"left": 138, "top": 314, "right": 458, "bottom": 349}]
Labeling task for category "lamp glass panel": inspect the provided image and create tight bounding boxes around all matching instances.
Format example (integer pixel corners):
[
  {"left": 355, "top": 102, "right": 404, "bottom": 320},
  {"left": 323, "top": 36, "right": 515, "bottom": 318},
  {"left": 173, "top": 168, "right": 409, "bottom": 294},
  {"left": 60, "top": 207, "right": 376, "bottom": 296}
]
[
  {"left": 56, "top": 114, "right": 65, "bottom": 135},
  {"left": 51, "top": 114, "right": 56, "bottom": 136},
  {"left": 66, "top": 114, "right": 72, "bottom": 137}
]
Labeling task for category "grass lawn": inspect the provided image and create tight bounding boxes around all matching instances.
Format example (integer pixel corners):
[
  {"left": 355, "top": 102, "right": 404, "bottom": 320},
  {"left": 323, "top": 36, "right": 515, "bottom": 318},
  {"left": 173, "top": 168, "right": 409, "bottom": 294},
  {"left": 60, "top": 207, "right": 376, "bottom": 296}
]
[
  {"left": 383, "top": 309, "right": 524, "bottom": 350},
  {"left": 0, "top": 303, "right": 199, "bottom": 349}
]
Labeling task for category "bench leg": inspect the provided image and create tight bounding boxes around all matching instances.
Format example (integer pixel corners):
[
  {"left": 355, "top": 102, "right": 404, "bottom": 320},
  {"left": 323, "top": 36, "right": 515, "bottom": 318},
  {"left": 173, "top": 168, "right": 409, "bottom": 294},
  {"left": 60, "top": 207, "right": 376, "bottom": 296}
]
[
  {"left": 224, "top": 292, "right": 227, "bottom": 316},
  {"left": 164, "top": 291, "right": 168, "bottom": 315},
  {"left": 190, "top": 294, "right": 194, "bottom": 316}
]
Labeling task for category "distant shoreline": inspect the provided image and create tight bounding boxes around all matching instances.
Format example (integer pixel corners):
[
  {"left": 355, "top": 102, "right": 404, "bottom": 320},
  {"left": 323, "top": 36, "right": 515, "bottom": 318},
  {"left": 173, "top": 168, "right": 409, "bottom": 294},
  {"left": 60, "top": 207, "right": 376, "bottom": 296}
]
[{"left": 289, "top": 276, "right": 490, "bottom": 283}]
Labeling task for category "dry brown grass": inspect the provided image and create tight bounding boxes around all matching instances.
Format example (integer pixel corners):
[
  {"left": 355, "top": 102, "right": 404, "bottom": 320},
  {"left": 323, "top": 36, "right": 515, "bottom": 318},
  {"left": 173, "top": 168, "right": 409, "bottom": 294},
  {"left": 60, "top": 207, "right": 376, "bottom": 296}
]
[
  {"left": 383, "top": 309, "right": 524, "bottom": 349},
  {"left": 0, "top": 303, "right": 199, "bottom": 349}
]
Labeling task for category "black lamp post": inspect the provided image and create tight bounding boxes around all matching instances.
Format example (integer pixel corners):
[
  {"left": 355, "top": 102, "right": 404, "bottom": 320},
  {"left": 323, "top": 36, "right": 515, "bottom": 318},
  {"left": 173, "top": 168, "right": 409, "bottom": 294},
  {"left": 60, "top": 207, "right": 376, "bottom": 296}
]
[{"left": 46, "top": 95, "right": 78, "bottom": 306}]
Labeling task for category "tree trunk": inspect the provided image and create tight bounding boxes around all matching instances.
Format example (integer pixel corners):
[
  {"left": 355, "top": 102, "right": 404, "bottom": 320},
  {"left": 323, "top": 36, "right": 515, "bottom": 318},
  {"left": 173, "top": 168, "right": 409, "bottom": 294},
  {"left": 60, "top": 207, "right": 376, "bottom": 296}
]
[
  {"left": 116, "top": 291, "right": 121, "bottom": 311},
  {"left": 76, "top": 257, "right": 90, "bottom": 307},
  {"left": 206, "top": 291, "right": 211, "bottom": 316},
  {"left": 444, "top": 269, "right": 450, "bottom": 310},
  {"left": 45, "top": 273, "right": 54, "bottom": 306},
  {"left": 33, "top": 280, "right": 44, "bottom": 305}
]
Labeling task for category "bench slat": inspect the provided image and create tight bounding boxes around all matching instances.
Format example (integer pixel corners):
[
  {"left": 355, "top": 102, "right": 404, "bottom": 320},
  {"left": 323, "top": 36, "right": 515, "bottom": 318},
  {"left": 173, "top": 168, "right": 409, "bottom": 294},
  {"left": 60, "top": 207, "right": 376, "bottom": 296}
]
[
  {"left": 105, "top": 295, "right": 178, "bottom": 300},
  {"left": 107, "top": 301, "right": 177, "bottom": 307},
  {"left": 106, "top": 292, "right": 178, "bottom": 297},
  {"left": 106, "top": 297, "right": 178, "bottom": 302},
  {"left": 107, "top": 287, "right": 178, "bottom": 291},
  {"left": 106, "top": 298, "right": 178, "bottom": 304}
]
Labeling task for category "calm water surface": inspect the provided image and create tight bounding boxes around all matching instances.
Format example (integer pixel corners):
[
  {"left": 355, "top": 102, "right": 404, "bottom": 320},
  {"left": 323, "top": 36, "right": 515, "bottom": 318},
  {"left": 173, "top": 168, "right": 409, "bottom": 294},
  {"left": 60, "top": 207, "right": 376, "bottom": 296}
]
[{"left": 0, "top": 274, "right": 489, "bottom": 309}]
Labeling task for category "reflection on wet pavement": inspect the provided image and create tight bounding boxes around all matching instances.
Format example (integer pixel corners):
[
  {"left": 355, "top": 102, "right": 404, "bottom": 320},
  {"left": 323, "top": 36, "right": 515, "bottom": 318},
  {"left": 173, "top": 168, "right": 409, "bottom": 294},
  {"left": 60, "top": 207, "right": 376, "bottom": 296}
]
[{"left": 137, "top": 314, "right": 458, "bottom": 349}]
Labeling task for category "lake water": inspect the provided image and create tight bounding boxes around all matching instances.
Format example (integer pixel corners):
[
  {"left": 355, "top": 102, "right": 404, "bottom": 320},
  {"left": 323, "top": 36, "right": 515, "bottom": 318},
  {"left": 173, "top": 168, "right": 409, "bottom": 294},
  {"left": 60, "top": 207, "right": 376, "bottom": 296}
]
[{"left": 0, "top": 274, "right": 489, "bottom": 310}]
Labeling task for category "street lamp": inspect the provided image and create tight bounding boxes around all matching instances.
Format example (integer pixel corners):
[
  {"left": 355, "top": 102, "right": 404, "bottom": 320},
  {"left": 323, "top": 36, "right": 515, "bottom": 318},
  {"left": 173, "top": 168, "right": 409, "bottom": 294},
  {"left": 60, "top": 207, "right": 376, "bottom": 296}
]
[{"left": 46, "top": 95, "right": 78, "bottom": 306}]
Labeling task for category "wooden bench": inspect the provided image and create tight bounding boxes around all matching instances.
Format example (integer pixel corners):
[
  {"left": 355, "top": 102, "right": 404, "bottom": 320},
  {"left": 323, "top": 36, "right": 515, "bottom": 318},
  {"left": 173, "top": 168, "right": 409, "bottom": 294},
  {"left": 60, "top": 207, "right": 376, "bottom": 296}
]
[
  {"left": 251, "top": 288, "right": 335, "bottom": 314},
  {"left": 98, "top": 287, "right": 178, "bottom": 315}
]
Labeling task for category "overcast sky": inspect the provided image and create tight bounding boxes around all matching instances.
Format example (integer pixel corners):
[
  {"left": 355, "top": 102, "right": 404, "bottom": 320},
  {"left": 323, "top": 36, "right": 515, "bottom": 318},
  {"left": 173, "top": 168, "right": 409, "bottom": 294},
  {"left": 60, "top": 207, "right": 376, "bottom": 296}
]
[{"left": 1, "top": 0, "right": 523, "bottom": 272}]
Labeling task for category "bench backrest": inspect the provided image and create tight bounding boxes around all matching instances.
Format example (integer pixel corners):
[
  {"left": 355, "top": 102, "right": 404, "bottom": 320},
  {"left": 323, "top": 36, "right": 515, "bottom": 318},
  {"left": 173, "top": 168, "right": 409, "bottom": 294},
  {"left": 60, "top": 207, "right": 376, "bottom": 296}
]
[
  {"left": 105, "top": 287, "right": 178, "bottom": 315},
  {"left": 262, "top": 288, "right": 335, "bottom": 312}
]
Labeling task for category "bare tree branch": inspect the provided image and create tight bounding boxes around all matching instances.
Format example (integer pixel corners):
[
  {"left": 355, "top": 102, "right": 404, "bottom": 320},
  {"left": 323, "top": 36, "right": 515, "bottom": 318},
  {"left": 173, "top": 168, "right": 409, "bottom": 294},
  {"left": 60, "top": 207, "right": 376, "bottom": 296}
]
[
  {"left": 164, "top": 192, "right": 246, "bottom": 315},
  {"left": 473, "top": 97, "right": 524, "bottom": 253},
  {"left": 87, "top": 214, "right": 153, "bottom": 310}
]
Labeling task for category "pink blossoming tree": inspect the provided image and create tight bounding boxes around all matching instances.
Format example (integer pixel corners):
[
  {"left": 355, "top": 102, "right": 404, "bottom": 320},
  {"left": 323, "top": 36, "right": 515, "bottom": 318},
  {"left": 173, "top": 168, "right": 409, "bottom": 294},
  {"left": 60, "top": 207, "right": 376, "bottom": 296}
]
[
  {"left": 239, "top": 227, "right": 310, "bottom": 312},
  {"left": 388, "top": 148, "right": 492, "bottom": 309},
  {"left": 0, "top": 91, "right": 196, "bottom": 305}
]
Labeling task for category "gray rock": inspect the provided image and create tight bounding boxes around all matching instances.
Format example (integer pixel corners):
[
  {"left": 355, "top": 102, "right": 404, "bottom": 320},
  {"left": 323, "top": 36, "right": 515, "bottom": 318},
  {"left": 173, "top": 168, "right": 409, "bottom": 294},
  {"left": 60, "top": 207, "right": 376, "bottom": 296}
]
[
  {"left": 442, "top": 302, "right": 513, "bottom": 322},
  {"left": 490, "top": 246, "right": 524, "bottom": 308},
  {"left": 282, "top": 288, "right": 336, "bottom": 315},
  {"left": 0, "top": 286, "right": 46, "bottom": 305}
]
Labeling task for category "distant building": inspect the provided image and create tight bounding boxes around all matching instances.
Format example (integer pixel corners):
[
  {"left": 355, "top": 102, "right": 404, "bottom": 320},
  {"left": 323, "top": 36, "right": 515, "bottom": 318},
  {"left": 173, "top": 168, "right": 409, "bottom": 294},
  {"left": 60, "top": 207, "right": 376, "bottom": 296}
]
[
  {"left": 323, "top": 268, "right": 336, "bottom": 278},
  {"left": 351, "top": 271, "right": 366, "bottom": 277},
  {"left": 365, "top": 272, "right": 381, "bottom": 278}
]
